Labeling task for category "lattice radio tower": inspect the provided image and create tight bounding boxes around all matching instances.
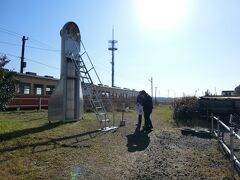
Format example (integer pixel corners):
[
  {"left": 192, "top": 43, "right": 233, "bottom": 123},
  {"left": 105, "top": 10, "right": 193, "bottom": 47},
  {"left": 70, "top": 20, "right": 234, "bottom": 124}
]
[{"left": 108, "top": 28, "right": 118, "bottom": 87}]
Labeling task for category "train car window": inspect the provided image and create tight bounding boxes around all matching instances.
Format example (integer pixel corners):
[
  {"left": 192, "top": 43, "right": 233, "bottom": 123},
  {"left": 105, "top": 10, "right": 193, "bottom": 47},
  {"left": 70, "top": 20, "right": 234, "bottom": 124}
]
[
  {"left": 106, "top": 92, "right": 110, "bottom": 97},
  {"left": 34, "top": 84, "right": 44, "bottom": 95},
  {"left": 19, "top": 83, "right": 30, "bottom": 94},
  {"left": 46, "top": 85, "right": 55, "bottom": 95}
]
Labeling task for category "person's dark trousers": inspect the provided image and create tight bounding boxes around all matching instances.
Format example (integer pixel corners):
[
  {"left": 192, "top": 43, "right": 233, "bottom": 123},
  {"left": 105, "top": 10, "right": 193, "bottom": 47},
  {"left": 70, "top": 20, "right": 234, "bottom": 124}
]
[
  {"left": 144, "top": 110, "right": 153, "bottom": 129},
  {"left": 137, "top": 114, "right": 142, "bottom": 127}
]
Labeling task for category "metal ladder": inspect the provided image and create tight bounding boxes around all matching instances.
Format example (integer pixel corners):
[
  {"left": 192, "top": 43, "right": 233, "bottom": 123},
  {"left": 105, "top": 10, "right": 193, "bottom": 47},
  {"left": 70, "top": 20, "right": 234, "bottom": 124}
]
[{"left": 69, "top": 41, "right": 116, "bottom": 130}]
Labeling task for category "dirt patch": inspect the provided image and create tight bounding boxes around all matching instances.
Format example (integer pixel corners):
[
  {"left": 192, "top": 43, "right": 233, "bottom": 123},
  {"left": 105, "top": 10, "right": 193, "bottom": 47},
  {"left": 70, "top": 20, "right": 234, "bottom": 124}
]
[
  {"left": 62, "top": 126, "right": 233, "bottom": 180},
  {"left": 62, "top": 126, "right": 233, "bottom": 179}
]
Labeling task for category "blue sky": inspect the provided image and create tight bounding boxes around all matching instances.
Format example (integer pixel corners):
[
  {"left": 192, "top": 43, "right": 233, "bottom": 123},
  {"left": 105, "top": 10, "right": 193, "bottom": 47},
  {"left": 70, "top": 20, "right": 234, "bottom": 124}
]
[{"left": 1, "top": 0, "right": 240, "bottom": 97}]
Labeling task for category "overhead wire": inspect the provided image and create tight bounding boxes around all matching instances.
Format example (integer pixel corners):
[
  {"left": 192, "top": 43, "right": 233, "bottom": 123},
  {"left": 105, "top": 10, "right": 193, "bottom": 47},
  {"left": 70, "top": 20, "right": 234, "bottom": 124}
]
[
  {"left": 0, "top": 27, "right": 23, "bottom": 38},
  {"left": 26, "top": 45, "right": 60, "bottom": 52},
  {"left": 0, "top": 52, "right": 20, "bottom": 59},
  {"left": 0, "top": 52, "right": 59, "bottom": 70},
  {"left": 0, "top": 27, "right": 131, "bottom": 86},
  {"left": 0, "top": 41, "right": 21, "bottom": 47},
  {"left": 28, "top": 37, "right": 59, "bottom": 51},
  {"left": 0, "top": 27, "right": 60, "bottom": 72},
  {"left": 0, "top": 41, "right": 60, "bottom": 52},
  {"left": 0, "top": 26, "right": 59, "bottom": 51},
  {"left": 24, "top": 57, "right": 59, "bottom": 70}
]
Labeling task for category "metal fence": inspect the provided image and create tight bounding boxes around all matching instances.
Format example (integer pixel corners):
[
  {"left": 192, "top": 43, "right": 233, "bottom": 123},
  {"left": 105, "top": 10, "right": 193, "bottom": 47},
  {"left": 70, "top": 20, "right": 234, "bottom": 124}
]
[
  {"left": 6, "top": 96, "right": 48, "bottom": 110},
  {"left": 211, "top": 113, "right": 240, "bottom": 178}
]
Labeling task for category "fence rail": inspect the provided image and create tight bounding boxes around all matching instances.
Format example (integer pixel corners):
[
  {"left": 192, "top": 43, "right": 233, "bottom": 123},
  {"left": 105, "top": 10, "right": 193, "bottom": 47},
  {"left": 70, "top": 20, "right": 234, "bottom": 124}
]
[
  {"left": 211, "top": 114, "right": 240, "bottom": 178},
  {"left": 6, "top": 97, "right": 48, "bottom": 110}
]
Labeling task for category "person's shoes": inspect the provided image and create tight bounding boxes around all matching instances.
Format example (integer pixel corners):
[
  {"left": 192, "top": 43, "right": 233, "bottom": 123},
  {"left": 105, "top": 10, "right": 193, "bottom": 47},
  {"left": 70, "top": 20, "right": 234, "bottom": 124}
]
[
  {"left": 142, "top": 126, "right": 152, "bottom": 132},
  {"left": 143, "top": 128, "right": 152, "bottom": 133},
  {"left": 143, "top": 125, "right": 153, "bottom": 130}
]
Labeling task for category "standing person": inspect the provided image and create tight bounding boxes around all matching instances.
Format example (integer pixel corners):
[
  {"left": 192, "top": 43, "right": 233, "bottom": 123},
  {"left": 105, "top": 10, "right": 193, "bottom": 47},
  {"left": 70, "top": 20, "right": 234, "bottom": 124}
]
[
  {"left": 135, "top": 92, "right": 144, "bottom": 128},
  {"left": 140, "top": 90, "right": 153, "bottom": 131}
]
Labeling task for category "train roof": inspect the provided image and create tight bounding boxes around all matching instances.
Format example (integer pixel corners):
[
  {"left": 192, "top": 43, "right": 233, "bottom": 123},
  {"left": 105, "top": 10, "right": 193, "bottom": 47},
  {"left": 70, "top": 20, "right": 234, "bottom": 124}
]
[
  {"left": 200, "top": 96, "right": 240, "bottom": 100},
  {"left": 16, "top": 72, "right": 59, "bottom": 81},
  {"left": 14, "top": 72, "right": 138, "bottom": 92}
]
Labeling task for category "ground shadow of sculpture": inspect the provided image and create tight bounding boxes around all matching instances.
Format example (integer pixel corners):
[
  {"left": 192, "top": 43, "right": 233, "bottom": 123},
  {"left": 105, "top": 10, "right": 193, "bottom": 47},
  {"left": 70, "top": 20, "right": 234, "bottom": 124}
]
[
  {"left": 0, "top": 129, "right": 103, "bottom": 154},
  {"left": 0, "top": 121, "right": 62, "bottom": 141},
  {"left": 126, "top": 127, "right": 151, "bottom": 152}
]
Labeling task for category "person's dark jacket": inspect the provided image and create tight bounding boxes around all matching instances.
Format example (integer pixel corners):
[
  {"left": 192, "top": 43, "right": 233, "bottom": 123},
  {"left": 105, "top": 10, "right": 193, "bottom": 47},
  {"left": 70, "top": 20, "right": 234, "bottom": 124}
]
[
  {"left": 137, "top": 94, "right": 144, "bottom": 105},
  {"left": 142, "top": 94, "right": 153, "bottom": 112}
]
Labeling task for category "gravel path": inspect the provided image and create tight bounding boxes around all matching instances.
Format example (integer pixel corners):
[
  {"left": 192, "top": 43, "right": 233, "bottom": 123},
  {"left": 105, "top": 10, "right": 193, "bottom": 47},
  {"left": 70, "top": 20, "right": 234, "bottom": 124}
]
[
  {"left": 134, "top": 128, "right": 232, "bottom": 179},
  {"left": 72, "top": 123, "right": 234, "bottom": 179}
]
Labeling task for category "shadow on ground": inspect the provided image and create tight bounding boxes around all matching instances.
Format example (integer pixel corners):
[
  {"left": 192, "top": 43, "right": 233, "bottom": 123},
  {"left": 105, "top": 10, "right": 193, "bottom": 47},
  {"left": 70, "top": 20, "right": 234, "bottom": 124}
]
[
  {"left": 0, "top": 129, "right": 102, "bottom": 154},
  {"left": 126, "top": 127, "right": 150, "bottom": 152},
  {"left": 0, "top": 121, "right": 62, "bottom": 141}
]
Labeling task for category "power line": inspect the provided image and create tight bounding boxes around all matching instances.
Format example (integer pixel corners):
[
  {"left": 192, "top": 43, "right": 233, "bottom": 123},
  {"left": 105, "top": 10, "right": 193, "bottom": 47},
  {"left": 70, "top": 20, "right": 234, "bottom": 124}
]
[
  {"left": 0, "top": 52, "right": 20, "bottom": 59},
  {"left": 0, "top": 41, "right": 21, "bottom": 47},
  {"left": 25, "top": 57, "right": 59, "bottom": 70},
  {"left": 28, "top": 37, "right": 57, "bottom": 50},
  {"left": 0, "top": 26, "right": 58, "bottom": 51},
  {"left": 0, "top": 27, "right": 23, "bottom": 38},
  {"left": 0, "top": 52, "right": 59, "bottom": 70},
  {"left": 27, "top": 45, "right": 60, "bottom": 52},
  {"left": 0, "top": 40, "right": 60, "bottom": 52}
]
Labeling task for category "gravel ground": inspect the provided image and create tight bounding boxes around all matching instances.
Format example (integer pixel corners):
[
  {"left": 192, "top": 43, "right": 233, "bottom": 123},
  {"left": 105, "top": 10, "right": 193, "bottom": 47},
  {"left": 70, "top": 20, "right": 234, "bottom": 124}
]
[
  {"left": 68, "top": 126, "right": 234, "bottom": 180},
  {"left": 65, "top": 108, "right": 236, "bottom": 180},
  {"left": 134, "top": 129, "right": 232, "bottom": 180}
]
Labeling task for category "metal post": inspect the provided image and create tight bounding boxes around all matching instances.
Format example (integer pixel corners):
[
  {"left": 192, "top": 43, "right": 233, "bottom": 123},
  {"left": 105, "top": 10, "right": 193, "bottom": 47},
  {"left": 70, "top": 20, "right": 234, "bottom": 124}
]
[
  {"left": 230, "top": 114, "right": 233, "bottom": 124},
  {"left": 211, "top": 113, "right": 214, "bottom": 135},
  {"left": 148, "top": 77, "right": 153, "bottom": 97},
  {"left": 230, "top": 127, "right": 235, "bottom": 179},
  {"left": 104, "top": 113, "right": 107, "bottom": 129},
  {"left": 217, "top": 117, "right": 220, "bottom": 143},
  {"left": 207, "top": 109, "right": 209, "bottom": 122},
  {"left": 111, "top": 48, "right": 114, "bottom": 87},
  {"left": 112, "top": 109, "right": 115, "bottom": 127},
  {"left": 39, "top": 97, "right": 42, "bottom": 110}
]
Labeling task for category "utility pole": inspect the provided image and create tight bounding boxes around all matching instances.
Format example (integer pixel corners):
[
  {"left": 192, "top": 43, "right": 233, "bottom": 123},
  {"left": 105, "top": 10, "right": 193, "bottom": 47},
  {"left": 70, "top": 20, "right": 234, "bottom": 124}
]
[
  {"left": 148, "top": 77, "right": 153, "bottom": 97},
  {"left": 108, "top": 28, "right": 118, "bottom": 87},
  {"left": 20, "top": 36, "right": 28, "bottom": 73}
]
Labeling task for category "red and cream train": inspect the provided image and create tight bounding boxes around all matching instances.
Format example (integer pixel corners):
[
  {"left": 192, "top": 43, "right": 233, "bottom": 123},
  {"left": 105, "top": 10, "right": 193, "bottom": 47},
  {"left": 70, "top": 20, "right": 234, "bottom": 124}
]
[{"left": 6, "top": 71, "right": 139, "bottom": 111}]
